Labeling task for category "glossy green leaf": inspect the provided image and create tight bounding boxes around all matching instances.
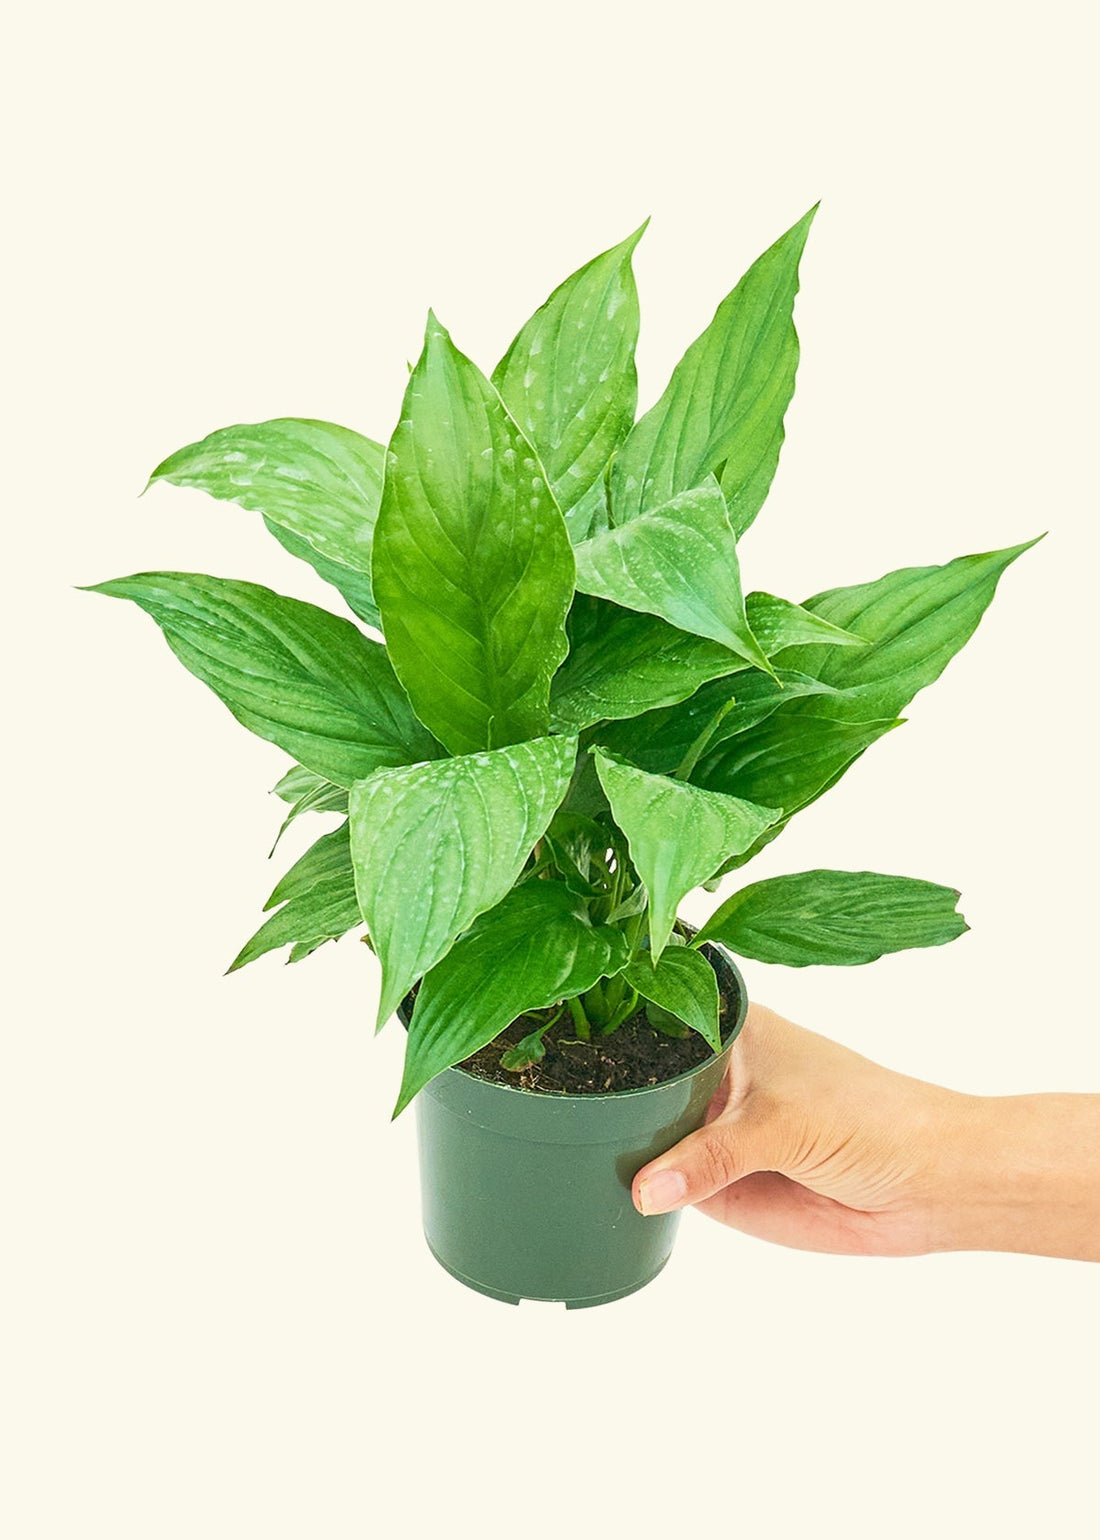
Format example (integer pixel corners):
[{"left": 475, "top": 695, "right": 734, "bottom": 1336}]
[
  {"left": 492, "top": 224, "right": 645, "bottom": 528},
  {"left": 229, "top": 824, "right": 359, "bottom": 972},
  {"left": 265, "top": 822, "right": 353, "bottom": 909},
  {"left": 720, "top": 420, "right": 784, "bottom": 539},
  {"left": 83, "top": 573, "right": 441, "bottom": 787},
  {"left": 561, "top": 474, "right": 614, "bottom": 543},
  {"left": 781, "top": 540, "right": 1041, "bottom": 720},
  {"left": 372, "top": 315, "right": 575, "bottom": 755},
  {"left": 598, "top": 667, "right": 841, "bottom": 774},
  {"left": 542, "top": 810, "right": 612, "bottom": 900},
  {"left": 288, "top": 938, "right": 330, "bottom": 964},
  {"left": 574, "top": 481, "right": 772, "bottom": 671},
  {"left": 148, "top": 418, "right": 386, "bottom": 627},
  {"left": 350, "top": 735, "right": 577, "bottom": 1029},
  {"left": 609, "top": 206, "right": 816, "bottom": 526},
  {"left": 269, "top": 763, "right": 348, "bottom": 852},
  {"left": 746, "top": 591, "right": 866, "bottom": 654},
  {"left": 696, "top": 868, "right": 968, "bottom": 965},
  {"left": 696, "top": 543, "right": 1041, "bottom": 863},
  {"left": 550, "top": 597, "right": 750, "bottom": 732},
  {"left": 695, "top": 713, "right": 905, "bottom": 880},
  {"left": 272, "top": 763, "right": 349, "bottom": 816},
  {"left": 262, "top": 518, "right": 381, "bottom": 628},
  {"left": 394, "top": 881, "right": 629, "bottom": 1116},
  {"left": 694, "top": 711, "right": 901, "bottom": 808},
  {"left": 593, "top": 750, "right": 780, "bottom": 959},
  {"left": 623, "top": 945, "right": 722, "bottom": 1054}
]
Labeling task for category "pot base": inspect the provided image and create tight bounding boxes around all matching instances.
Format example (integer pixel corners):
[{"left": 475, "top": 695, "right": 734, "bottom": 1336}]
[{"left": 424, "top": 1234, "right": 671, "bottom": 1309}]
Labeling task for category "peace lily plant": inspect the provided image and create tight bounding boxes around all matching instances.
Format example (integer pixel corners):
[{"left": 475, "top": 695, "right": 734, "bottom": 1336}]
[{"left": 86, "top": 207, "right": 1034, "bottom": 1121}]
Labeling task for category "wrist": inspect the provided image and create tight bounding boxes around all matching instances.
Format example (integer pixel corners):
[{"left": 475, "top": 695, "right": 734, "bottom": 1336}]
[{"left": 926, "top": 1092, "right": 1100, "bottom": 1260}]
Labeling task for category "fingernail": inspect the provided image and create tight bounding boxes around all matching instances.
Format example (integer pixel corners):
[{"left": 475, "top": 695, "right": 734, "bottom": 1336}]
[{"left": 636, "top": 1169, "right": 687, "bottom": 1215}]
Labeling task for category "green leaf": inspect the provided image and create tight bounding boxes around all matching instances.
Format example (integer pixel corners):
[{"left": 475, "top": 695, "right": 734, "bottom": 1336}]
[
  {"left": 592, "top": 750, "right": 780, "bottom": 960},
  {"left": 393, "top": 881, "right": 629, "bottom": 1116},
  {"left": 147, "top": 418, "right": 386, "bottom": 627},
  {"left": 82, "top": 573, "right": 442, "bottom": 788},
  {"left": 696, "top": 868, "right": 968, "bottom": 966},
  {"left": 598, "top": 667, "right": 840, "bottom": 775},
  {"left": 265, "top": 822, "right": 352, "bottom": 909},
  {"left": 492, "top": 223, "right": 645, "bottom": 527},
  {"left": 780, "top": 540, "right": 1041, "bottom": 720},
  {"left": 349, "top": 734, "right": 577, "bottom": 1029},
  {"left": 499, "top": 1027, "right": 549, "bottom": 1073},
  {"left": 746, "top": 591, "right": 866, "bottom": 654},
  {"left": 694, "top": 713, "right": 905, "bottom": 881},
  {"left": 228, "top": 881, "right": 361, "bottom": 972},
  {"left": 550, "top": 597, "right": 750, "bottom": 732},
  {"left": 720, "top": 420, "right": 784, "bottom": 539},
  {"left": 623, "top": 946, "right": 722, "bottom": 1054},
  {"left": 229, "top": 824, "right": 360, "bottom": 972},
  {"left": 645, "top": 1001, "right": 691, "bottom": 1038},
  {"left": 269, "top": 764, "right": 349, "bottom": 853},
  {"left": 273, "top": 763, "right": 344, "bottom": 808},
  {"left": 562, "top": 474, "right": 613, "bottom": 544},
  {"left": 549, "top": 583, "right": 860, "bottom": 737},
  {"left": 574, "top": 480, "right": 773, "bottom": 672},
  {"left": 697, "top": 542, "right": 1040, "bottom": 866},
  {"left": 262, "top": 518, "right": 381, "bottom": 628},
  {"left": 609, "top": 206, "right": 817, "bottom": 527},
  {"left": 694, "top": 711, "right": 902, "bottom": 809},
  {"left": 372, "top": 314, "right": 575, "bottom": 755},
  {"left": 542, "top": 811, "right": 611, "bottom": 899},
  {"left": 288, "top": 938, "right": 330, "bottom": 964}
]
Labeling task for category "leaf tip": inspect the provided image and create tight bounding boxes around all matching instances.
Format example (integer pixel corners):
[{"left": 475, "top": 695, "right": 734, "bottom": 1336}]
[
  {"left": 374, "top": 999, "right": 395, "bottom": 1036},
  {"left": 755, "top": 649, "right": 781, "bottom": 685},
  {"left": 778, "top": 201, "right": 821, "bottom": 262},
  {"left": 391, "top": 1074, "right": 420, "bottom": 1119},
  {"left": 424, "top": 307, "right": 449, "bottom": 343},
  {"left": 993, "top": 532, "right": 1047, "bottom": 567}
]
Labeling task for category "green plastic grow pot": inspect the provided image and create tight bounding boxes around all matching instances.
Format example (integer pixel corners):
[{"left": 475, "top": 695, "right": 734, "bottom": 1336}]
[{"left": 403, "top": 943, "right": 747, "bottom": 1309}]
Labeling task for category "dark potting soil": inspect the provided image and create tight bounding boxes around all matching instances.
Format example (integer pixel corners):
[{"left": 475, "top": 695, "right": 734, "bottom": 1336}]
[
  {"left": 454, "top": 1000, "right": 722, "bottom": 1094},
  {"left": 400, "top": 942, "right": 743, "bottom": 1096},
  {"left": 417, "top": 944, "right": 744, "bottom": 1096}
]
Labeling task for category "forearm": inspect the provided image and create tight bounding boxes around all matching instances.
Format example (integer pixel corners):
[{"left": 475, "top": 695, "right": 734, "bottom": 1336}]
[{"left": 929, "top": 1093, "right": 1100, "bottom": 1261}]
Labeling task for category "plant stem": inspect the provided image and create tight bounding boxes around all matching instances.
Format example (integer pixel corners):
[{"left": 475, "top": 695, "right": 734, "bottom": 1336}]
[
  {"left": 585, "top": 978, "right": 608, "bottom": 1019},
  {"left": 623, "top": 907, "right": 647, "bottom": 961},
  {"left": 598, "top": 903, "right": 651, "bottom": 1022},
  {"left": 535, "top": 1004, "right": 565, "bottom": 1040},
  {"left": 567, "top": 995, "right": 591, "bottom": 1041},
  {"left": 673, "top": 697, "right": 738, "bottom": 781},
  {"left": 600, "top": 986, "right": 639, "bottom": 1034}
]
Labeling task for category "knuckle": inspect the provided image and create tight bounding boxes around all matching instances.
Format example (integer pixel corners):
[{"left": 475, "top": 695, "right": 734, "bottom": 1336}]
[{"left": 691, "top": 1131, "right": 745, "bottom": 1194}]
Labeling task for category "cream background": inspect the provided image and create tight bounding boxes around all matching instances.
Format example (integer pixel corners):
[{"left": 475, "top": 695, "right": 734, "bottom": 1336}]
[{"left": 4, "top": 2, "right": 1097, "bottom": 1536}]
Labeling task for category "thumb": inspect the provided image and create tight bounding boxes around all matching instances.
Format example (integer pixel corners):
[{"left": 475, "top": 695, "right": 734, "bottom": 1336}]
[{"left": 632, "top": 1101, "right": 790, "bottom": 1216}]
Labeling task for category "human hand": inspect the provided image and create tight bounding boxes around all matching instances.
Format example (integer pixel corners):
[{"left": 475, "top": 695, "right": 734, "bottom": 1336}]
[{"left": 631, "top": 1002, "right": 1100, "bottom": 1261}]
